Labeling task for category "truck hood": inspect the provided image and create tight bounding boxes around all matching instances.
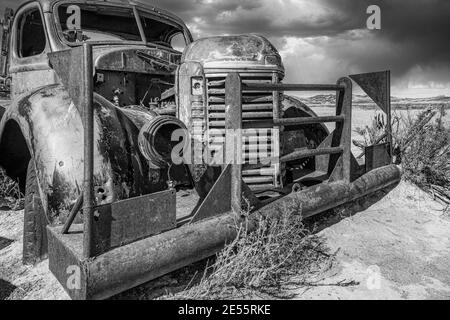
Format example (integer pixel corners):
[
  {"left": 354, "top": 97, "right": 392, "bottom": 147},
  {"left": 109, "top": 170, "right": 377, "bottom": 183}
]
[{"left": 182, "top": 35, "right": 284, "bottom": 72}]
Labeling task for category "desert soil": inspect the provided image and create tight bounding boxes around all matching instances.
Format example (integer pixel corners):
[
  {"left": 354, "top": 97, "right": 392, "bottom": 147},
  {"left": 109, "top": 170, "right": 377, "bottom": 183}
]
[
  {"left": 294, "top": 181, "right": 450, "bottom": 300},
  {"left": 1, "top": 180, "right": 449, "bottom": 300}
]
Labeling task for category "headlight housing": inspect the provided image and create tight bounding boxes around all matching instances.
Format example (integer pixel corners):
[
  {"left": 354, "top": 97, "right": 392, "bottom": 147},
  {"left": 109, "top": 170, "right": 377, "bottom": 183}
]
[{"left": 191, "top": 77, "right": 204, "bottom": 96}]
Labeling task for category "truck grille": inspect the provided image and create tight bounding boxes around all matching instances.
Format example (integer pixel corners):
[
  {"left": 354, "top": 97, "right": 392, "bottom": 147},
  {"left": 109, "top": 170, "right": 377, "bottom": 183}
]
[{"left": 205, "top": 73, "right": 281, "bottom": 191}]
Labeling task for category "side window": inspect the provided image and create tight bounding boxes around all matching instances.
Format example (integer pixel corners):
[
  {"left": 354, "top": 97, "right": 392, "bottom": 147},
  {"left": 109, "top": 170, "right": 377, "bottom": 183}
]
[{"left": 17, "top": 9, "right": 46, "bottom": 58}]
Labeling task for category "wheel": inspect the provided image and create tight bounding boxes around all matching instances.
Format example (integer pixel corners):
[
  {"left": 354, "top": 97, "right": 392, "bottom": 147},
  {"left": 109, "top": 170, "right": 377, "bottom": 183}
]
[
  {"left": 281, "top": 96, "right": 329, "bottom": 184},
  {"left": 23, "top": 160, "right": 48, "bottom": 264}
]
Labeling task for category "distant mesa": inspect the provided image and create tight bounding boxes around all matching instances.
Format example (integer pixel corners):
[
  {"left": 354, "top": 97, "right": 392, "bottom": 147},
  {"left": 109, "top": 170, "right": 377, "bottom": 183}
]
[{"left": 296, "top": 94, "right": 450, "bottom": 108}]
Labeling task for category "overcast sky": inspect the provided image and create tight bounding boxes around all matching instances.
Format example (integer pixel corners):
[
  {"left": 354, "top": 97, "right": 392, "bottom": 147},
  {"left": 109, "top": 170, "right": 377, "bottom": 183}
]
[{"left": 1, "top": 0, "right": 449, "bottom": 97}]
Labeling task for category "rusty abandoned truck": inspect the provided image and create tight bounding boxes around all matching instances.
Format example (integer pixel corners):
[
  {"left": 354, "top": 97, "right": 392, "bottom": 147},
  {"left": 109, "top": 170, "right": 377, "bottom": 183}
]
[{"left": 0, "top": 0, "right": 400, "bottom": 299}]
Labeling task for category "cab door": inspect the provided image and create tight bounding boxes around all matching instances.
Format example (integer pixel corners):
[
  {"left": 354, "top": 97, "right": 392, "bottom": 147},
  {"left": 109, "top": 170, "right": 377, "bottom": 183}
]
[{"left": 9, "top": 2, "right": 58, "bottom": 99}]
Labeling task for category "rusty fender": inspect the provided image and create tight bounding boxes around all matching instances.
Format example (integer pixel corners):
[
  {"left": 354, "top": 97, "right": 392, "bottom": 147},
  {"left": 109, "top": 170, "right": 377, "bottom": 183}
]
[
  {"left": 79, "top": 164, "right": 401, "bottom": 299},
  {"left": 0, "top": 84, "right": 167, "bottom": 221}
]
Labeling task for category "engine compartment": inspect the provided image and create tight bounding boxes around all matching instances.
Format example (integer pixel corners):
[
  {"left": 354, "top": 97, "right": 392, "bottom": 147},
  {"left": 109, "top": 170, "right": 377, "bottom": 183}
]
[
  {"left": 94, "top": 71, "right": 176, "bottom": 109},
  {"left": 93, "top": 47, "right": 181, "bottom": 112}
]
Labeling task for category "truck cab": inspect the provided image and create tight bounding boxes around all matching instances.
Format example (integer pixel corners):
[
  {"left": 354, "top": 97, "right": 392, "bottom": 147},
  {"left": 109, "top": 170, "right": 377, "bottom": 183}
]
[{"left": 1, "top": 0, "right": 192, "bottom": 100}]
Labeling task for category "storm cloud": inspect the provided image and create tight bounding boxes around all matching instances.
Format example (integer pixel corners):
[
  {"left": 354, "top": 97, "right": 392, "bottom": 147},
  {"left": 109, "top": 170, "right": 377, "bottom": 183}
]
[
  {"left": 1, "top": 0, "right": 449, "bottom": 96},
  {"left": 149, "top": 0, "right": 450, "bottom": 96}
]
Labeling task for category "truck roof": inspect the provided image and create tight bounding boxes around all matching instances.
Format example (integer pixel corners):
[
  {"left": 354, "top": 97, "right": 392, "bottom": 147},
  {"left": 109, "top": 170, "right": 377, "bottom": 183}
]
[{"left": 15, "top": 0, "right": 187, "bottom": 27}]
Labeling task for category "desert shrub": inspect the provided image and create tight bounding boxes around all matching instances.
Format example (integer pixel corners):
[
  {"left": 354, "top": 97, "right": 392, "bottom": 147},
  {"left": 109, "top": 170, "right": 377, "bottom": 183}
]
[
  {"left": 395, "top": 107, "right": 450, "bottom": 206},
  {"left": 353, "top": 113, "right": 388, "bottom": 149},
  {"left": 171, "top": 209, "right": 334, "bottom": 300},
  {"left": 352, "top": 107, "right": 449, "bottom": 206}
]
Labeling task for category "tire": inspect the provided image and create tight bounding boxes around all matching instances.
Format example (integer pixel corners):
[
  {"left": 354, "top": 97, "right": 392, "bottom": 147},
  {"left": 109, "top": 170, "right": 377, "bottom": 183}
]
[{"left": 23, "top": 160, "right": 48, "bottom": 264}]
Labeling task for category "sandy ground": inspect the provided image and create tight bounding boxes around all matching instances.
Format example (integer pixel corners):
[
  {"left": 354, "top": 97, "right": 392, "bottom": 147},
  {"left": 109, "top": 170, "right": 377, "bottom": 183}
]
[
  {"left": 1, "top": 180, "right": 449, "bottom": 300},
  {"left": 0, "top": 209, "right": 69, "bottom": 300},
  {"left": 295, "top": 181, "right": 450, "bottom": 300}
]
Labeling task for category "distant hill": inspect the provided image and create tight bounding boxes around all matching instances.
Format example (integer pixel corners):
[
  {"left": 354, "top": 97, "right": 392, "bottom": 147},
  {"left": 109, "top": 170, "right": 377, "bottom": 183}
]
[{"left": 297, "top": 94, "right": 450, "bottom": 109}]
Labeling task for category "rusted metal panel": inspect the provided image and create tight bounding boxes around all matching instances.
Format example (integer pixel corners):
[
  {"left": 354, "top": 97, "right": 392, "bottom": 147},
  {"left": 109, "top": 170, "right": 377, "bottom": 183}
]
[
  {"left": 190, "top": 165, "right": 231, "bottom": 224},
  {"left": 92, "top": 189, "right": 176, "bottom": 256},
  {"left": 328, "top": 155, "right": 344, "bottom": 183},
  {"left": 47, "top": 224, "right": 87, "bottom": 300},
  {"left": 349, "top": 71, "right": 390, "bottom": 114},
  {"left": 48, "top": 46, "right": 91, "bottom": 118},
  {"left": 365, "top": 143, "right": 391, "bottom": 172}
]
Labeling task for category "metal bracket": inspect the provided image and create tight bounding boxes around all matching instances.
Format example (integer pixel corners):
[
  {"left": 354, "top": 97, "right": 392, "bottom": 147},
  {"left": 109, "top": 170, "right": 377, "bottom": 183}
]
[
  {"left": 349, "top": 71, "right": 390, "bottom": 114},
  {"left": 189, "top": 164, "right": 232, "bottom": 224}
]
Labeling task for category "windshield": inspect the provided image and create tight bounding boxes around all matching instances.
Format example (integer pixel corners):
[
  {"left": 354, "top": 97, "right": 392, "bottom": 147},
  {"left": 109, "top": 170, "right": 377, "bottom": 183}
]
[{"left": 56, "top": 3, "right": 187, "bottom": 50}]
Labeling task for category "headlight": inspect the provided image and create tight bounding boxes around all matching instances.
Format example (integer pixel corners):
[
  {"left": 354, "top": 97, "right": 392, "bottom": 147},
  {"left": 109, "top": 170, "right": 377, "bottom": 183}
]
[{"left": 191, "top": 77, "right": 204, "bottom": 96}]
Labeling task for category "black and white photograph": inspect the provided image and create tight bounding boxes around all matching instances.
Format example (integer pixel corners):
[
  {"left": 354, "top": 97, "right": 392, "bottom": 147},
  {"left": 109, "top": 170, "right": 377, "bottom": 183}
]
[{"left": 0, "top": 0, "right": 449, "bottom": 306}]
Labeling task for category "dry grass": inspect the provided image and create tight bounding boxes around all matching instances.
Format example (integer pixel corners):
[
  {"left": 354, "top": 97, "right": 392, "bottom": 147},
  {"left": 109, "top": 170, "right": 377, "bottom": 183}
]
[
  {"left": 169, "top": 208, "right": 337, "bottom": 300},
  {"left": 353, "top": 113, "right": 387, "bottom": 148},
  {"left": 0, "top": 168, "right": 24, "bottom": 210},
  {"left": 352, "top": 106, "right": 449, "bottom": 208}
]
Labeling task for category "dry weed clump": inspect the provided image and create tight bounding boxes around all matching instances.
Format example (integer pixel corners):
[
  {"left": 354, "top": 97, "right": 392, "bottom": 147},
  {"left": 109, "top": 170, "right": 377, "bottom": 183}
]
[
  {"left": 0, "top": 167, "right": 24, "bottom": 210},
  {"left": 171, "top": 209, "right": 334, "bottom": 300},
  {"left": 395, "top": 107, "right": 450, "bottom": 206},
  {"left": 353, "top": 106, "right": 449, "bottom": 207},
  {"left": 353, "top": 113, "right": 387, "bottom": 148}
]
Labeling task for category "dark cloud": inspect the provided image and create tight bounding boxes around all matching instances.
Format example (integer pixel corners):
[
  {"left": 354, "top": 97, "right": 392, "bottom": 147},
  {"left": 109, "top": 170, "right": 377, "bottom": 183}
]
[
  {"left": 320, "top": 0, "right": 450, "bottom": 76},
  {"left": 147, "top": 0, "right": 347, "bottom": 37},
  {"left": 1, "top": 0, "right": 449, "bottom": 96},
  {"left": 148, "top": 0, "right": 450, "bottom": 93}
]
